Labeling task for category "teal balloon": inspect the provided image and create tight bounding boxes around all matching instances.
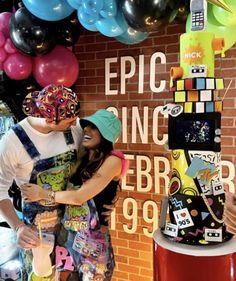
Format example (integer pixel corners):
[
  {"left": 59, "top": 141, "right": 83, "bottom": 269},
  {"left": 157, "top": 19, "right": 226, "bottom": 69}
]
[
  {"left": 100, "top": 0, "right": 117, "bottom": 18},
  {"left": 79, "top": 19, "right": 98, "bottom": 31},
  {"left": 82, "top": 0, "right": 104, "bottom": 14},
  {"left": 78, "top": 5, "right": 99, "bottom": 25},
  {"left": 22, "top": 0, "right": 75, "bottom": 21},
  {"left": 67, "top": 0, "right": 82, "bottom": 9},
  {"left": 116, "top": 27, "right": 149, "bottom": 45},
  {"left": 95, "top": 10, "right": 127, "bottom": 37}
]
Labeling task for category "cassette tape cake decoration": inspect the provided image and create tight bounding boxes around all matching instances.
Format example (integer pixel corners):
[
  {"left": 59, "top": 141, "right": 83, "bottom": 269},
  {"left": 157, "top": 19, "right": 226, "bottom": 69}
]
[{"left": 160, "top": 0, "right": 233, "bottom": 245}]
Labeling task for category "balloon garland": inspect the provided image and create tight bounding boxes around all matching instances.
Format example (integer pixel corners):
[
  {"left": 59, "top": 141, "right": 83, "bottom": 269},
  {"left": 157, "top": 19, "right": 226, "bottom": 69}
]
[{"left": 0, "top": 0, "right": 234, "bottom": 114}]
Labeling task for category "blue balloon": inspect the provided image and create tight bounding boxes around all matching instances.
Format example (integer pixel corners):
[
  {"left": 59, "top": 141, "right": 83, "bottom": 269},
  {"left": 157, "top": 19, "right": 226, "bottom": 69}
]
[
  {"left": 22, "top": 0, "right": 75, "bottom": 21},
  {"left": 67, "top": 0, "right": 82, "bottom": 9},
  {"left": 78, "top": 5, "right": 99, "bottom": 25},
  {"left": 116, "top": 27, "right": 149, "bottom": 45},
  {"left": 115, "top": 8, "right": 129, "bottom": 31},
  {"left": 79, "top": 19, "right": 98, "bottom": 31},
  {"left": 99, "top": 0, "right": 117, "bottom": 18},
  {"left": 95, "top": 10, "right": 127, "bottom": 37},
  {"left": 82, "top": 0, "right": 104, "bottom": 14}
]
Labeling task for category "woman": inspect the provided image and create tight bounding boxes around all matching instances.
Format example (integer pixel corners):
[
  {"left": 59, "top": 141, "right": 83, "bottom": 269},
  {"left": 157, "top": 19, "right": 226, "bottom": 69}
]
[{"left": 21, "top": 109, "right": 128, "bottom": 281}]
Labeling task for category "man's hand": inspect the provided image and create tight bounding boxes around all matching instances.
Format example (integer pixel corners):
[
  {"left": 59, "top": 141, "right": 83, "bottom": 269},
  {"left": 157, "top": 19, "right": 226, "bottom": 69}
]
[
  {"left": 224, "top": 192, "right": 236, "bottom": 234},
  {"left": 16, "top": 224, "right": 41, "bottom": 250}
]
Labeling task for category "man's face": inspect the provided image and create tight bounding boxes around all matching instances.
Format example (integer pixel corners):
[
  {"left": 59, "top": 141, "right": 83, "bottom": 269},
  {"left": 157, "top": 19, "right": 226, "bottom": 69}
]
[{"left": 47, "top": 116, "right": 78, "bottom": 131}]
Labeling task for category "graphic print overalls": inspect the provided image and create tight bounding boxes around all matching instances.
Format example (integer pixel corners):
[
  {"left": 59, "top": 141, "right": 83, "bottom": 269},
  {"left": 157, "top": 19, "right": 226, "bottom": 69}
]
[
  {"left": 12, "top": 124, "right": 78, "bottom": 281},
  {"left": 55, "top": 158, "right": 120, "bottom": 281}
]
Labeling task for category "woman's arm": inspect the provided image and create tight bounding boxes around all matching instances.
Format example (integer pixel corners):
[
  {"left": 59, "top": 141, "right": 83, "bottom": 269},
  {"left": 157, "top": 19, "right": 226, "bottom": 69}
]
[
  {"left": 21, "top": 155, "right": 121, "bottom": 205},
  {"left": 224, "top": 191, "right": 236, "bottom": 234}
]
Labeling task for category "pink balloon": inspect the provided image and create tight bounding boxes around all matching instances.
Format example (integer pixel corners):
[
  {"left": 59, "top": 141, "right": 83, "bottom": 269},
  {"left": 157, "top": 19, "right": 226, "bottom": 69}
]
[
  {"left": 0, "top": 47, "right": 7, "bottom": 62},
  {"left": 0, "top": 12, "right": 12, "bottom": 37},
  {"left": 33, "top": 45, "right": 79, "bottom": 87},
  {"left": 0, "top": 31, "right": 6, "bottom": 47},
  {"left": 4, "top": 38, "right": 17, "bottom": 54},
  {"left": 3, "top": 53, "right": 32, "bottom": 80}
]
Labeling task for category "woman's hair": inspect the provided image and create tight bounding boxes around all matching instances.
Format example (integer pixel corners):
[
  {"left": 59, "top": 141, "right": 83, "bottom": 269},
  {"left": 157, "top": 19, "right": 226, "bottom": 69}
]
[
  {"left": 70, "top": 136, "right": 113, "bottom": 185},
  {"left": 82, "top": 136, "right": 113, "bottom": 179}
]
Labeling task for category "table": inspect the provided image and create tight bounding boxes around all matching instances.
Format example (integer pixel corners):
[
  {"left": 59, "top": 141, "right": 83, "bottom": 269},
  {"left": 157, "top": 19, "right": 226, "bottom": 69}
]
[{"left": 153, "top": 229, "right": 236, "bottom": 281}]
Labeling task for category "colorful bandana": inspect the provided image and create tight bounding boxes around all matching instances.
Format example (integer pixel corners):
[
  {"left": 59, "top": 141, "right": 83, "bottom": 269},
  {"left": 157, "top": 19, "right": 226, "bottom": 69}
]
[{"left": 22, "top": 84, "right": 80, "bottom": 123}]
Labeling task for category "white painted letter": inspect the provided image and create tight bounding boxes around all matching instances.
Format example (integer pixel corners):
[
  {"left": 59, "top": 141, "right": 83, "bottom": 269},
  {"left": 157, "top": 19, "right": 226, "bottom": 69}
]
[
  {"left": 105, "top": 57, "right": 118, "bottom": 95},
  {"left": 137, "top": 155, "right": 152, "bottom": 193},
  {"left": 120, "top": 56, "right": 136, "bottom": 94},
  {"left": 150, "top": 52, "right": 166, "bottom": 93},
  {"left": 152, "top": 106, "right": 168, "bottom": 145},
  {"left": 131, "top": 106, "right": 149, "bottom": 143}
]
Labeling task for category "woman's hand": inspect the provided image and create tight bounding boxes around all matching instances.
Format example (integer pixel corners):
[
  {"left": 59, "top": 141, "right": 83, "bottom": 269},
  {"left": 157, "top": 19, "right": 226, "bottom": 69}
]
[
  {"left": 20, "top": 183, "right": 46, "bottom": 202},
  {"left": 224, "top": 192, "right": 236, "bottom": 234}
]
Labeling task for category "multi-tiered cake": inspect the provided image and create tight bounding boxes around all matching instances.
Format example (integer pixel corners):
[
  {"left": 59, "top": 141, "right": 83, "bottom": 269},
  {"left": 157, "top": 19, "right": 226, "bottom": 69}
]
[{"left": 160, "top": 1, "right": 232, "bottom": 245}]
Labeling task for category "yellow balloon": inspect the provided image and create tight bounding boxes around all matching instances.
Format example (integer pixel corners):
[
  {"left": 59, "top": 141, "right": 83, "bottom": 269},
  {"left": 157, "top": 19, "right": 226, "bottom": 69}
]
[{"left": 208, "top": 0, "right": 233, "bottom": 13}]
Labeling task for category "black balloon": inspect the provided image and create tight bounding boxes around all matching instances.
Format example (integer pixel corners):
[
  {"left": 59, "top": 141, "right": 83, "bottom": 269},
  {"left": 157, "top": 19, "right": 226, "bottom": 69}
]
[
  {"left": 0, "top": 72, "right": 41, "bottom": 121},
  {"left": 0, "top": 0, "right": 14, "bottom": 12},
  {"left": 9, "top": 7, "right": 56, "bottom": 56},
  {"left": 174, "top": 0, "right": 190, "bottom": 23},
  {"left": 56, "top": 11, "right": 80, "bottom": 47},
  {"left": 13, "top": 0, "right": 24, "bottom": 11},
  {"left": 121, "top": 0, "right": 182, "bottom": 32}
]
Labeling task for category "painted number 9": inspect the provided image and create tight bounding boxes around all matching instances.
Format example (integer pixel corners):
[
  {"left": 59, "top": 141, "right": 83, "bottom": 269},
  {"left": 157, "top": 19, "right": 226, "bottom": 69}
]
[{"left": 122, "top": 198, "right": 159, "bottom": 237}]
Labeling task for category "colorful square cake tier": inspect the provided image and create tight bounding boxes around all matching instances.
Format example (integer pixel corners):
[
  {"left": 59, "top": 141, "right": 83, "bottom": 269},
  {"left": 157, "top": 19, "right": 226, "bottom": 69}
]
[{"left": 170, "top": 77, "right": 224, "bottom": 92}]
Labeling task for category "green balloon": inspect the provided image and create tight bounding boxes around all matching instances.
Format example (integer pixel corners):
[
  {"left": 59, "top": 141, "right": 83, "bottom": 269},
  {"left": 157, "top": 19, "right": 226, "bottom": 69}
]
[
  {"left": 186, "top": 12, "right": 236, "bottom": 55},
  {"left": 207, "top": 0, "right": 233, "bottom": 13},
  {"left": 212, "top": 0, "right": 236, "bottom": 27},
  {"left": 207, "top": 3, "right": 223, "bottom": 26}
]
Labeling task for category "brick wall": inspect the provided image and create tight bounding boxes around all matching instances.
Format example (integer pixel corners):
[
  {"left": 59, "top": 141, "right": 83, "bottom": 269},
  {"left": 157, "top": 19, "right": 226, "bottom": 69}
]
[{"left": 74, "top": 23, "right": 236, "bottom": 281}]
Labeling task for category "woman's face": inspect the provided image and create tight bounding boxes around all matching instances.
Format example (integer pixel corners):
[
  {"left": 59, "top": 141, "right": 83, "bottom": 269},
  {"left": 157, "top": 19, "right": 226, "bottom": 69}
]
[{"left": 82, "top": 123, "right": 102, "bottom": 149}]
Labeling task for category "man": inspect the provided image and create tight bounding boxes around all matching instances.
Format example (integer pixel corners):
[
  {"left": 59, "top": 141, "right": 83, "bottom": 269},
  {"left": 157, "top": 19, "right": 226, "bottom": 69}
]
[{"left": 0, "top": 84, "right": 83, "bottom": 280}]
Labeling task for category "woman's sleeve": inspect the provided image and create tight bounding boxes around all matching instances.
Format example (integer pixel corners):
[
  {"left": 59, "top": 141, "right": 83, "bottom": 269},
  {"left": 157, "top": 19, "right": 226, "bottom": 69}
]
[{"left": 111, "top": 150, "right": 129, "bottom": 177}]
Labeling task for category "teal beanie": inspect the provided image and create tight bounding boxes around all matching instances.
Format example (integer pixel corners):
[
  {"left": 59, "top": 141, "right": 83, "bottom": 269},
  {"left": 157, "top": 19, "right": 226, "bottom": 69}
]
[{"left": 80, "top": 109, "right": 121, "bottom": 144}]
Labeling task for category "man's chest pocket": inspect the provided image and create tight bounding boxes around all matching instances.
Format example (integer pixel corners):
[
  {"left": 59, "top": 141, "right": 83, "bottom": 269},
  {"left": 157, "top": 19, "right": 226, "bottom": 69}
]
[{"left": 36, "top": 164, "right": 72, "bottom": 192}]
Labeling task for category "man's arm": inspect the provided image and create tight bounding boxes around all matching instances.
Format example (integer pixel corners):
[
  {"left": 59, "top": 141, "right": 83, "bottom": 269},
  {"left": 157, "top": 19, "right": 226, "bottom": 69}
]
[
  {"left": 0, "top": 132, "right": 41, "bottom": 249},
  {"left": 0, "top": 198, "right": 23, "bottom": 230},
  {"left": 0, "top": 198, "right": 40, "bottom": 249}
]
